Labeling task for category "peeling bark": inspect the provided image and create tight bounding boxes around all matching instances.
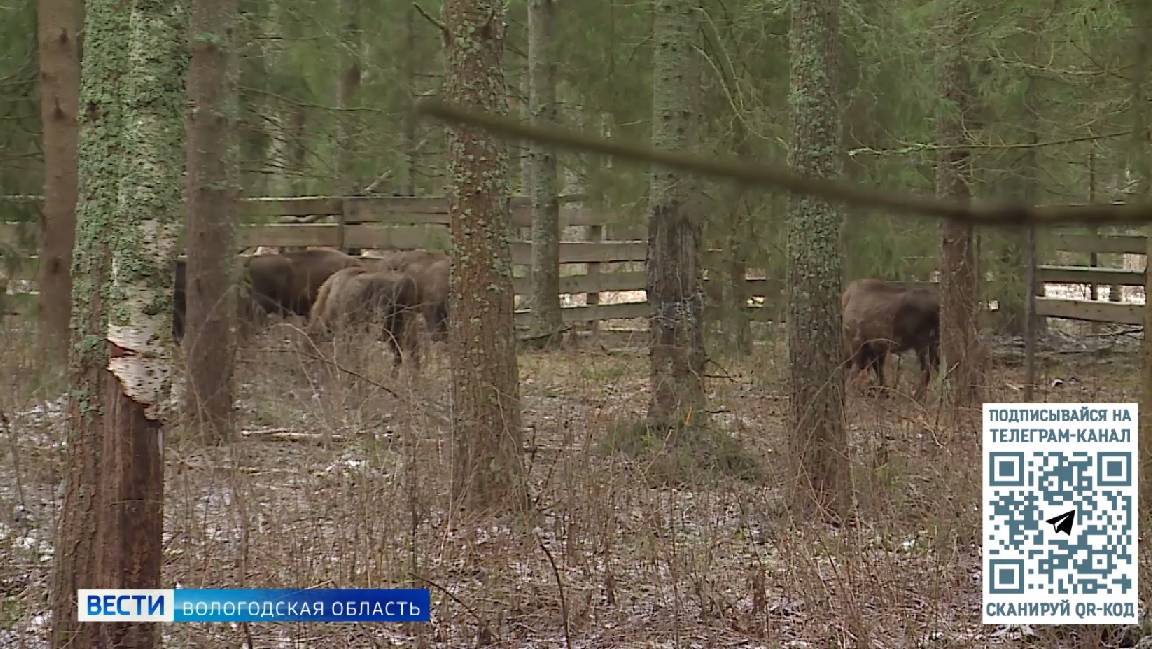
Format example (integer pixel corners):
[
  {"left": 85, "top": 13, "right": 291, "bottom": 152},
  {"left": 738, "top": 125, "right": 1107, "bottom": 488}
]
[
  {"left": 646, "top": 0, "right": 705, "bottom": 431},
  {"left": 36, "top": 0, "right": 82, "bottom": 366},
  {"left": 94, "top": 0, "right": 187, "bottom": 646},
  {"left": 50, "top": 1, "right": 128, "bottom": 646},
  {"left": 786, "top": 0, "right": 849, "bottom": 518},
  {"left": 443, "top": 0, "right": 527, "bottom": 512}
]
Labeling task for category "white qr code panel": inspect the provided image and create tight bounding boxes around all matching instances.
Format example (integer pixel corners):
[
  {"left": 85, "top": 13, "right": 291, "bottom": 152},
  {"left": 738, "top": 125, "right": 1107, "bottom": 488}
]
[{"left": 982, "top": 404, "right": 1138, "bottom": 625}]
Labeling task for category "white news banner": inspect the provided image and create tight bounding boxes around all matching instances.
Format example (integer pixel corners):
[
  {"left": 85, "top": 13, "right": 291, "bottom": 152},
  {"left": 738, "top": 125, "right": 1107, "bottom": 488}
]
[{"left": 982, "top": 403, "right": 1138, "bottom": 625}]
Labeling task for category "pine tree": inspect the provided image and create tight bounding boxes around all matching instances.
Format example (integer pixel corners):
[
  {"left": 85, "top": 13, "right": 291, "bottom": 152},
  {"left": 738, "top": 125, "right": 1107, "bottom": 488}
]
[
  {"left": 184, "top": 0, "right": 238, "bottom": 443},
  {"left": 646, "top": 0, "right": 705, "bottom": 431},
  {"left": 443, "top": 0, "right": 527, "bottom": 512},
  {"left": 35, "top": 0, "right": 81, "bottom": 366},
  {"left": 525, "top": 0, "right": 563, "bottom": 343},
  {"left": 936, "top": 0, "right": 982, "bottom": 411},
  {"left": 786, "top": 0, "right": 849, "bottom": 518}
]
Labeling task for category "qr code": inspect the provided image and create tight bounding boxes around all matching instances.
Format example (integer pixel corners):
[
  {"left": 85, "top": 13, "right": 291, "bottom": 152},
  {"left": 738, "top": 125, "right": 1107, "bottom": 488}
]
[{"left": 986, "top": 451, "right": 1134, "bottom": 596}]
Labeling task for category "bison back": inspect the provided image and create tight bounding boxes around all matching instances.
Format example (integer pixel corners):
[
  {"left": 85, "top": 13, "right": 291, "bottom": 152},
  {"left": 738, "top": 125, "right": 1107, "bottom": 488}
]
[{"left": 281, "top": 249, "right": 359, "bottom": 315}]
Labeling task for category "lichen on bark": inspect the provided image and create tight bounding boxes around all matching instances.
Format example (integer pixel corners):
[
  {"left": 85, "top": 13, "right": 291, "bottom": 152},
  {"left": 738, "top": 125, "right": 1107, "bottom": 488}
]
[
  {"left": 442, "top": 0, "right": 527, "bottom": 512},
  {"left": 51, "top": 1, "right": 129, "bottom": 646},
  {"left": 785, "top": 0, "right": 849, "bottom": 518},
  {"left": 106, "top": 0, "right": 187, "bottom": 419}
]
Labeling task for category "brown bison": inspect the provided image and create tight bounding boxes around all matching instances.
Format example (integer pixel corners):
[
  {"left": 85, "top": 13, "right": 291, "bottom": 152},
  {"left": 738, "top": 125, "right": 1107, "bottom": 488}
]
[
  {"left": 309, "top": 266, "right": 421, "bottom": 367},
  {"left": 359, "top": 250, "right": 449, "bottom": 341},
  {"left": 173, "top": 248, "right": 358, "bottom": 342},
  {"left": 842, "top": 278, "right": 940, "bottom": 394}
]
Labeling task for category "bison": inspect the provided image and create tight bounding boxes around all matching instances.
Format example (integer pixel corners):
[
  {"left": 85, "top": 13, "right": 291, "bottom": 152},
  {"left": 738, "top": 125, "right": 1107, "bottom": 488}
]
[
  {"left": 173, "top": 248, "right": 358, "bottom": 342},
  {"left": 359, "top": 250, "right": 449, "bottom": 341},
  {"left": 309, "top": 266, "right": 422, "bottom": 368},
  {"left": 841, "top": 278, "right": 940, "bottom": 395}
]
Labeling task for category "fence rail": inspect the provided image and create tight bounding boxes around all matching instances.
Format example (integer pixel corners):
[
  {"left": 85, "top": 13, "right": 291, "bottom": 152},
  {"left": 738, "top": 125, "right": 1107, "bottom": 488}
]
[{"left": 2, "top": 195, "right": 1149, "bottom": 327}]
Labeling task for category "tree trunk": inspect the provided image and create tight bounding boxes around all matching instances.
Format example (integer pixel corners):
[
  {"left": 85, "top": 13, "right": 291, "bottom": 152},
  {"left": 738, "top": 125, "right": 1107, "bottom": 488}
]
[
  {"left": 94, "top": 1, "right": 185, "bottom": 647},
  {"left": 336, "top": 0, "right": 361, "bottom": 195},
  {"left": 526, "top": 0, "right": 562, "bottom": 343},
  {"left": 290, "top": 104, "right": 307, "bottom": 194},
  {"left": 443, "top": 0, "right": 526, "bottom": 513},
  {"left": 936, "top": 1, "right": 982, "bottom": 411},
  {"left": 402, "top": 4, "right": 418, "bottom": 196},
  {"left": 646, "top": 0, "right": 704, "bottom": 431},
  {"left": 49, "top": 3, "right": 128, "bottom": 647},
  {"left": 1130, "top": 0, "right": 1152, "bottom": 607},
  {"left": 35, "top": 0, "right": 82, "bottom": 366},
  {"left": 185, "top": 0, "right": 238, "bottom": 444},
  {"left": 785, "top": 0, "right": 849, "bottom": 518}
]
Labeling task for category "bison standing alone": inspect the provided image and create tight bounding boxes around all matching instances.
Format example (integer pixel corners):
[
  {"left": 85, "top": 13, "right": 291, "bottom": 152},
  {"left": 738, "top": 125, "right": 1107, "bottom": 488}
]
[{"left": 841, "top": 278, "right": 940, "bottom": 395}]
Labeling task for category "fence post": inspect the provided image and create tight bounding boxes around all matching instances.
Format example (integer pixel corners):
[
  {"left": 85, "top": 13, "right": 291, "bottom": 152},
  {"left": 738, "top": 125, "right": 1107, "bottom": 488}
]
[
  {"left": 1141, "top": 235, "right": 1152, "bottom": 521},
  {"left": 337, "top": 197, "right": 350, "bottom": 253},
  {"left": 585, "top": 223, "right": 602, "bottom": 336},
  {"left": 1024, "top": 224, "right": 1037, "bottom": 400}
]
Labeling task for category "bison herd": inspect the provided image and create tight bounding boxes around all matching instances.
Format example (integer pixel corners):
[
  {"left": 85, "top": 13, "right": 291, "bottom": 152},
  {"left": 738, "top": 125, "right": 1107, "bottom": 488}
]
[
  {"left": 174, "top": 250, "right": 939, "bottom": 392},
  {"left": 173, "top": 247, "right": 449, "bottom": 367}
]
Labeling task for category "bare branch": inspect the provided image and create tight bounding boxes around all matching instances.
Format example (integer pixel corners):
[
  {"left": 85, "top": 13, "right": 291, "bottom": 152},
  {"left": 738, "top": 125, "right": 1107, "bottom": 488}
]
[
  {"left": 848, "top": 130, "right": 1133, "bottom": 158},
  {"left": 413, "top": 2, "right": 447, "bottom": 37},
  {"left": 416, "top": 98, "right": 1152, "bottom": 228}
]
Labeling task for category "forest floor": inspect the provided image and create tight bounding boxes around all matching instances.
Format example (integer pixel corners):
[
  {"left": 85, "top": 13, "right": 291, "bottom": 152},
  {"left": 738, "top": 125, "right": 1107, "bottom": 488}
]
[{"left": 0, "top": 317, "right": 1146, "bottom": 649}]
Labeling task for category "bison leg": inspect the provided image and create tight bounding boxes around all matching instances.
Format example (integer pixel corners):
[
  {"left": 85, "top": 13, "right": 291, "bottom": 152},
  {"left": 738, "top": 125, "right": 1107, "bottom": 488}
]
[
  {"left": 915, "top": 347, "right": 933, "bottom": 398},
  {"left": 424, "top": 303, "right": 448, "bottom": 342},
  {"left": 399, "top": 310, "right": 421, "bottom": 372},
  {"left": 868, "top": 348, "right": 888, "bottom": 395}
]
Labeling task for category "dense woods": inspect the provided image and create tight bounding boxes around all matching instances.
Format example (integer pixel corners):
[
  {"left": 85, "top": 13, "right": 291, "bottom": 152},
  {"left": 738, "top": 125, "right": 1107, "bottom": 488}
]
[{"left": 0, "top": 0, "right": 1151, "bottom": 646}]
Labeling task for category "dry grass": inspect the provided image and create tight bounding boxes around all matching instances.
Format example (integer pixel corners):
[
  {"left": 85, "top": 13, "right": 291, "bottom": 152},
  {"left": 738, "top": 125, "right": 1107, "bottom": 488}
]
[{"left": 0, "top": 315, "right": 1144, "bottom": 648}]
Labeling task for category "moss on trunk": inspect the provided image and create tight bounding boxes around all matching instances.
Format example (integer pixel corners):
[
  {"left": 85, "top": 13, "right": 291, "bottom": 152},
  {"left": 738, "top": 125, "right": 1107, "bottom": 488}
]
[
  {"left": 51, "top": 2, "right": 128, "bottom": 646},
  {"left": 785, "top": 0, "right": 849, "bottom": 519},
  {"left": 443, "top": 0, "right": 527, "bottom": 513}
]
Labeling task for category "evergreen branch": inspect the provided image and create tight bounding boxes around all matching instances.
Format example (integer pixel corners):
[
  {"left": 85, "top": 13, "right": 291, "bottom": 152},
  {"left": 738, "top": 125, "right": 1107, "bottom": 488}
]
[
  {"left": 847, "top": 130, "right": 1133, "bottom": 157},
  {"left": 416, "top": 98, "right": 1152, "bottom": 228}
]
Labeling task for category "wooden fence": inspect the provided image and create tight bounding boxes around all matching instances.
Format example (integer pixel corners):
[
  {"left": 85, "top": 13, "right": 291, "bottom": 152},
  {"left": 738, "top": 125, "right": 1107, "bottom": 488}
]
[
  {"left": 0, "top": 195, "right": 781, "bottom": 326},
  {"left": 1, "top": 195, "right": 1148, "bottom": 328}
]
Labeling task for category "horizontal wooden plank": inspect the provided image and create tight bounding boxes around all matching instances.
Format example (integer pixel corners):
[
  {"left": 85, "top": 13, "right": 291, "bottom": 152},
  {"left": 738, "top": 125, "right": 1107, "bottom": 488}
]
[
  {"left": 512, "top": 271, "right": 647, "bottom": 295},
  {"left": 513, "top": 302, "right": 789, "bottom": 327},
  {"left": 1038, "top": 265, "right": 1144, "bottom": 286},
  {"left": 511, "top": 273, "right": 788, "bottom": 297},
  {"left": 1, "top": 256, "right": 39, "bottom": 282},
  {"left": 1053, "top": 234, "right": 1148, "bottom": 255},
  {"left": 1, "top": 292, "right": 36, "bottom": 317},
  {"left": 1034, "top": 297, "right": 1143, "bottom": 325},
  {"left": 344, "top": 196, "right": 453, "bottom": 223},
  {"left": 239, "top": 197, "right": 343, "bottom": 217},
  {"left": 0, "top": 222, "right": 37, "bottom": 246},
  {"left": 344, "top": 225, "right": 451, "bottom": 250},
  {"left": 510, "top": 241, "right": 647, "bottom": 265},
  {"left": 242, "top": 194, "right": 599, "bottom": 225},
  {"left": 239, "top": 224, "right": 452, "bottom": 250},
  {"left": 508, "top": 205, "right": 616, "bottom": 228},
  {"left": 514, "top": 302, "right": 651, "bottom": 326}
]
